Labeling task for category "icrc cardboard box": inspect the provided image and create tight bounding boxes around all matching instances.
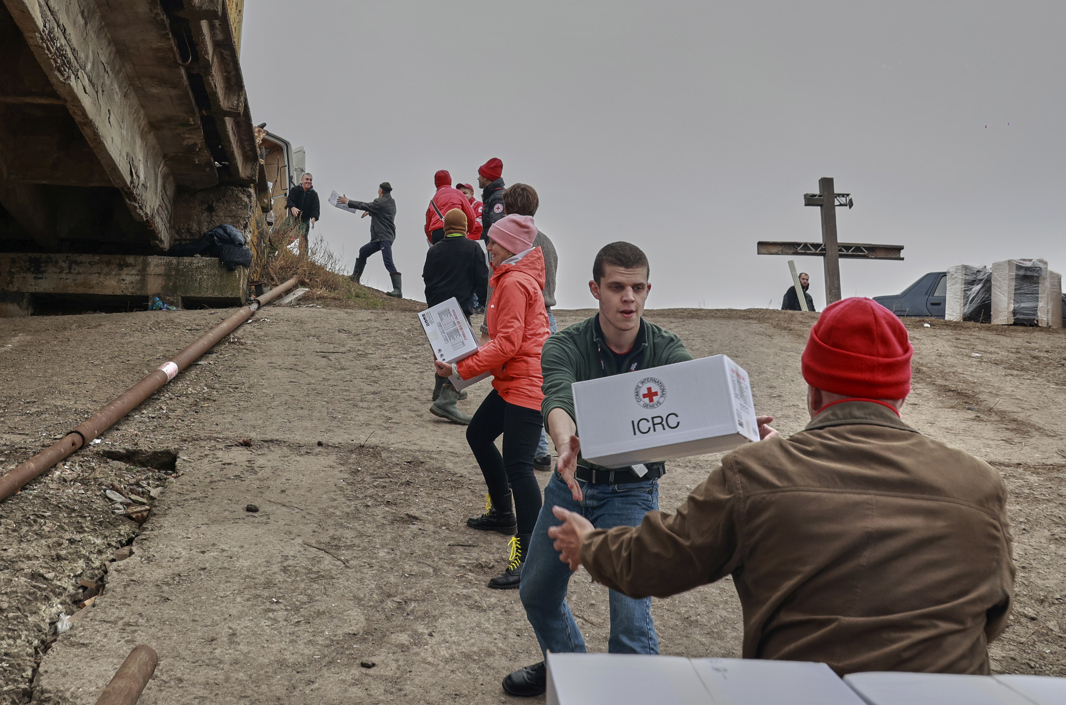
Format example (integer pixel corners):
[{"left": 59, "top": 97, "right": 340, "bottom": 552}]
[
  {"left": 417, "top": 298, "right": 489, "bottom": 391},
  {"left": 572, "top": 355, "right": 759, "bottom": 469}
]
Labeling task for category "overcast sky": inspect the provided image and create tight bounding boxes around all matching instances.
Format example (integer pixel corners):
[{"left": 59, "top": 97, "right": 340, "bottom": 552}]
[{"left": 241, "top": 1, "right": 1064, "bottom": 310}]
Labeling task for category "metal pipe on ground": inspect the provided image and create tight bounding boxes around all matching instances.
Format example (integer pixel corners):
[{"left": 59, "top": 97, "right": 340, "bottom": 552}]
[
  {"left": 94, "top": 645, "right": 158, "bottom": 705},
  {"left": 0, "top": 278, "right": 299, "bottom": 502}
]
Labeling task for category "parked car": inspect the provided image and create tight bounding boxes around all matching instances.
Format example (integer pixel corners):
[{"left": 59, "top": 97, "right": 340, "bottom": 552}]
[{"left": 873, "top": 272, "right": 947, "bottom": 318}]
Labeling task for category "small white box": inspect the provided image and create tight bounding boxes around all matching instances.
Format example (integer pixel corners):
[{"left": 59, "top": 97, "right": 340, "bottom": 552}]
[
  {"left": 844, "top": 672, "right": 1037, "bottom": 705},
  {"left": 572, "top": 355, "right": 759, "bottom": 469},
  {"left": 417, "top": 298, "right": 489, "bottom": 391}
]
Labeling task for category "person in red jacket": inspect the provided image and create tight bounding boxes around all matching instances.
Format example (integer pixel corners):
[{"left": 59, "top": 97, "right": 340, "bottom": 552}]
[
  {"left": 434, "top": 215, "right": 550, "bottom": 590},
  {"left": 457, "top": 183, "right": 484, "bottom": 241},
  {"left": 425, "top": 170, "right": 477, "bottom": 244}
]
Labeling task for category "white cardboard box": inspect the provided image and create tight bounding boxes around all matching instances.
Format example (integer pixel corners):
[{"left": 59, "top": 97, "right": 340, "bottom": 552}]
[
  {"left": 691, "top": 658, "right": 866, "bottom": 705},
  {"left": 572, "top": 355, "right": 760, "bottom": 469},
  {"left": 545, "top": 653, "right": 866, "bottom": 705},
  {"left": 844, "top": 672, "right": 1038, "bottom": 705},
  {"left": 417, "top": 298, "right": 489, "bottom": 391},
  {"left": 994, "top": 674, "right": 1066, "bottom": 705},
  {"left": 546, "top": 653, "right": 712, "bottom": 705}
]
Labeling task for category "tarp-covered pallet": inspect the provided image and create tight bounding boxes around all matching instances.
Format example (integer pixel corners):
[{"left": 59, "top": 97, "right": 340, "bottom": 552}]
[
  {"left": 945, "top": 264, "right": 992, "bottom": 322},
  {"left": 990, "top": 258, "right": 1062, "bottom": 328}
]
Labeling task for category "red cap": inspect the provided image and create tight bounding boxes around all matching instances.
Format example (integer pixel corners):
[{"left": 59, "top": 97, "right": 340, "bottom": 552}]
[
  {"left": 478, "top": 158, "right": 503, "bottom": 181},
  {"left": 801, "top": 298, "right": 913, "bottom": 399},
  {"left": 455, "top": 182, "right": 473, "bottom": 191},
  {"left": 434, "top": 170, "right": 451, "bottom": 188}
]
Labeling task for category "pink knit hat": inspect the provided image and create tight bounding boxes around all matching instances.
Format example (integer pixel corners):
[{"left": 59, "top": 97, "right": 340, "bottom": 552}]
[{"left": 487, "top": 215, "right": 537, "bottom": 255}]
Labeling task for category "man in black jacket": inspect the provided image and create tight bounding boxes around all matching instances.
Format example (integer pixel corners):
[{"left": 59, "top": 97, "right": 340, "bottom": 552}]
[
  {"left": 339, "top": 182, "right": 400, "bottom": 297},
  {"left": 782, "top": 272, "right": 817, "bottom": 312},
  {"left": 285, "top": 172, "right": 321, "bottom": 256},
  {"left": 423, "top": 208, "right": 487, "bottom": 416},
  {"left": 476, "top": 157, "right": 505, "bottom": 311}
]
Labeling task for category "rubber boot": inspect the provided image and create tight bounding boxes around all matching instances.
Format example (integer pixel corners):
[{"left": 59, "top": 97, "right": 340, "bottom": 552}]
[
  {"left": 386, "top": 271, "right": 402, "bottom": 298},
  {"left": 489, "top": 533, "right": 530, "bottom": 590},
  {"left": 467, "top": 492, "right": 516, "bottom": 534},
  {"left": 350, "top": 257, "right": 366, "bottom": 283},
  {"left": 434, "top": 373, "right": 466, "bottom": 402},
  {"left": 430, "top": 381, "right": 471, "bottom": 425}
]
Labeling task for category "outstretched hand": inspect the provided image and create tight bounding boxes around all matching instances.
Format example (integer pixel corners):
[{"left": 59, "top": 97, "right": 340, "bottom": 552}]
[
  {"left": 756, "top": 415, "right": 780, "bottom": 440},
  {"left": 556, "top": 434, "right": 583, "bottom": 502},
  {"left": 547, "top": 506, "right": 594, "bottom": 571}
]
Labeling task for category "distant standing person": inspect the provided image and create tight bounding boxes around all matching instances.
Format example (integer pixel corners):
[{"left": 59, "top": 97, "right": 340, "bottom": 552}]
[
  {"left": 457, "top": 183, "right": 484, "bottom": 240},
  {"left": 782, "top": 272, "right": 816, "bottom": 312},
  {"left": 285, "top": 172, "right": 320, "bottom": 257},
  {"left": 425, "top": 170, "right": 477, "bottom": 245},
  {"left": 338, "top": 182, "right": 400, "bottom": 298}
]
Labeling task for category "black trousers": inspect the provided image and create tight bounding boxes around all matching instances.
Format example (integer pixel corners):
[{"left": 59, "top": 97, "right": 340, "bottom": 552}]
[
  {"left": 430, "top": 228, "right": 445, "bottom": 245},
  {"left": 466, "top": 389, "right": 543, "bottom": 535}
]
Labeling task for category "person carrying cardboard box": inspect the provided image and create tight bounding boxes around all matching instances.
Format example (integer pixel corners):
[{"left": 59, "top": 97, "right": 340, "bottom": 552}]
[
  {"left": 434, "top": 214, "right": 550, "bottom": 590},
  {"left": 424, "top": 208, "right": 490, "bottom": 417},
  {"left": 548, "top": 297, "right": 1015, "bottom": 678},
  {"left": 502, "top": 242, "right": 695, "bottom": 697}
]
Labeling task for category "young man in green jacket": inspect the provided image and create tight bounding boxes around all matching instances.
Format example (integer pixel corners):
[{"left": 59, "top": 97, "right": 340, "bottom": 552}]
[{"left": 502, "top": 242, "right": 693, "bottom": 697}]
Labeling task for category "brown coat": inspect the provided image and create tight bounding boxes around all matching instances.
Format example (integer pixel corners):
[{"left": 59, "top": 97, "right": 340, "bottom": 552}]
[{"left": 579, "top": 401, "right": 1014, "bottom": 675}]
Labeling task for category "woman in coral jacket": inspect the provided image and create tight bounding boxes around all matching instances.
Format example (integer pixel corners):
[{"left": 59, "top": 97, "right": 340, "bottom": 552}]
[{"left": 434, "top": 214, "right": 550, "bottom": 590}]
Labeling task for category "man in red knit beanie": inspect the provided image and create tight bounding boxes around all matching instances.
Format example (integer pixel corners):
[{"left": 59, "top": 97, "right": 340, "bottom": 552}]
[{"left": 541, "top": 297, "right": 1014, "bottom": 685}]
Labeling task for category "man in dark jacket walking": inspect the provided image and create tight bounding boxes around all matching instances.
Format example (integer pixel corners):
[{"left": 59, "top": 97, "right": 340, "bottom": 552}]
[
  {"left": 339, "top": 182, "right": 400, "bottom": 297},
  {"left": 285, "top": 172, "right": 321, "bottom": 257},
  {"left": 475, "top": 158, "right": 505, "bottom": 311},
  {"left": 782, "top": 272, "right": 817, "bottom": 311}
]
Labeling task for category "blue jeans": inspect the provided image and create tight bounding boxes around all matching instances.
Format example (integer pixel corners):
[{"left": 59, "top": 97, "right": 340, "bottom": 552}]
[
  {"left": 534, "top": 311, "right": 559, "bottom": 459},
  {"left": 520, "top": 471, "right": 660, "bottom": 656},
  {"left": 358, "top": 240, "right": 397, "bottom": 274}
]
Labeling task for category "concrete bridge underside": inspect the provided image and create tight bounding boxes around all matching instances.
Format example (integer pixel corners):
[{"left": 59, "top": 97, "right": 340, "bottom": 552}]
[{"left": 0, "top": 0, "right": 259, "bottom": 256}]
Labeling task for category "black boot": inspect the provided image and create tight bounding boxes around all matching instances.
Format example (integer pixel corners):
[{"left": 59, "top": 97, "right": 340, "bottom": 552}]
[
  {"left": 488, "top": 533, "right": 529, "bottom": 590},
  {"left": 502, "top": 661, "right": 546, "bottom": 698},
  {"left": 350, "top": 257, "right": 366, "bottom": 283},
  {"left": 432, "top": 374, "right": 446, "bottom": 401},
  {"left": 467, "top": 492, "right": 516, "bottom": 534},
  {"left": 386, "top": 271, "right": 402, "bottom": 298}
]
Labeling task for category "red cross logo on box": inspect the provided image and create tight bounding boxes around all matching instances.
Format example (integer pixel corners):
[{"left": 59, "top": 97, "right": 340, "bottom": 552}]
[{"left": 634, "top": 377, "right": 666, "bottom": 409}]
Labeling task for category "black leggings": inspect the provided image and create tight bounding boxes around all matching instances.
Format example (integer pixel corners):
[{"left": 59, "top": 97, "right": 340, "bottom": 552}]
[{"left": 465, "top": 389, "right": 544, "bottom": 535}]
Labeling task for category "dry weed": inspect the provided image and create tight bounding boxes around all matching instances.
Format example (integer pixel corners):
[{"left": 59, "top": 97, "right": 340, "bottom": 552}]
[{"left": 260, "top": 220, "right": 384, "bottom": 308}]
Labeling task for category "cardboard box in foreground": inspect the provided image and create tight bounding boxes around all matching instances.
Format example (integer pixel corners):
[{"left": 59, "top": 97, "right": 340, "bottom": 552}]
[
  {"left": 573, "top": 355, "right": 759, "bottom": 469},
  {"left": 417, "top": 298, "right": 489, "bottom": 391},
  {"left": 546, "top": 653, "right": 865, "bottom": 705}
]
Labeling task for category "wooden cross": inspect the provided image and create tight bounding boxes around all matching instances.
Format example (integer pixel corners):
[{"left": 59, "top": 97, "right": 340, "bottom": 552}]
[{"left": 757, "top": 177, "right": 904, "bottom": 307}]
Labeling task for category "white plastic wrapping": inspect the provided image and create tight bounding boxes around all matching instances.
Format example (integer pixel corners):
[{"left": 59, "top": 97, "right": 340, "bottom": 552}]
[
  {"left": 945, "top": 265, "right": 991, "bottom": 322},
  {"left": 990, "top": 259, "right": 1063, "bottom": 328}
]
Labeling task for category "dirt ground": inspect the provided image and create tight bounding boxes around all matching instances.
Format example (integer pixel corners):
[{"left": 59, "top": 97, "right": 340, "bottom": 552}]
[{"left": 1, "top": 301, "right": 1064, "bottom": 703}]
